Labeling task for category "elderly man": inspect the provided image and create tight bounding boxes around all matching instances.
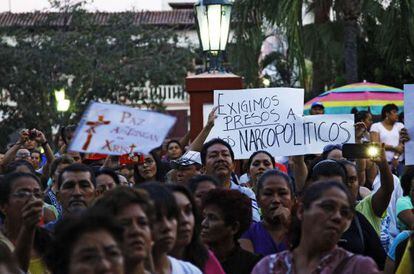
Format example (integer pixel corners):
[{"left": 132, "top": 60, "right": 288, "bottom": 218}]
[
  {"left": 171, "top": 150, "right": 202, "bottom": 186},
  {"left": 200, "top": 138, "right": 260, "bottom": 222}
]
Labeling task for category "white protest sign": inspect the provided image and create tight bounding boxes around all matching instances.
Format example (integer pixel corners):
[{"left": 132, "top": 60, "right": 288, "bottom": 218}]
[
  {"left": 404, "top": 84, "right": 414, "bottom": 165},
  {"left": 69, "top": 102, "right": 176, "bottom": 155},
  {"left": 300, "top": 114, "right": 355, "bottom": 154},
  {"left": 208, "top": 88, "right": 355, "bottom": 159}
]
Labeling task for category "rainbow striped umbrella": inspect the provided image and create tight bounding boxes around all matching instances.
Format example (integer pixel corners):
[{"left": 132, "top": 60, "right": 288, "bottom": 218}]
[{"left": 304, "top": 82, "right": 403, "bottom": 115}]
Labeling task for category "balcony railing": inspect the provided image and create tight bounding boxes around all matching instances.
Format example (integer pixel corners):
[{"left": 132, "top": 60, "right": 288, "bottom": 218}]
[{"left": 130, "top": 85, "right": 188, "bottom": 105}]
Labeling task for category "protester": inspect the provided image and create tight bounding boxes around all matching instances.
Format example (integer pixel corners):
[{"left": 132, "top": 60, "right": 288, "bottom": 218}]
[
  {"left": 322, "top": 144, "right": 344, "bottom": 160},
  {"left": 44, "top": 155, "right": 74, "bottom": 216},
  {"left": 168, "top": 185, "right": 225, "bottom": 274},
  {"left": 45, "top": 213, "right": 125, "bottom": 274},
  {"left": 138, "top": 183, "right": 202, "bottom": 274},
  {"left": 95, "top": 167, "right": 120, "bottom": 193},
  {"left": 240, "top": 170, "right": 292, "bottom": 256},
  {"left": 201, "top": 188, "right": 261, "bottom": 274},
  {"left": 166, "top": 140, "right": 184, "bottom": 162},
  {"left": 171, "top": 151, "right": 202, "bottom": 186},
  {"left": 0, "top": 172, "right": 52, "bottom": 274},
  {"left": 309, "top": 101, "right": 325, "bottom": 115},
  {"left": 45, "top": 163, "right": 97, "bottom": 231},
  {"left": 396, "top": 167, "right": 414, "bottom": 230},
  {"left": 188, "top": 175, "right": 220, "bottom": 209},
  {"left": 371, "top": 104, "right": 405, "bottom": 175},
  {"left": 310, "top": 159, "right": 387, "bottom": 269},
  {"left": 92, "top": 187, "right": 155, "bottom": 274},
  {"left": 200, "top": 138, "right": 260, "bottom": 222},
  {"left": 134, "top": 151, "right": 166, "bottom": 184},
  {"left": 252, "top": 181, "right": 380, "bottom": 274},
  {"left": 384, "top": 230, "right": 411, "bottom": 274},
  {"left": 243, "top": 150, "right": 276, "bottom": 192}
]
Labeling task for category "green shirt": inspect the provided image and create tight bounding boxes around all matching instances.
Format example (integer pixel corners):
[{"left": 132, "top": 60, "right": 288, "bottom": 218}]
[{"left": 356, "top": 194, "right": 382, "bottom": 235}]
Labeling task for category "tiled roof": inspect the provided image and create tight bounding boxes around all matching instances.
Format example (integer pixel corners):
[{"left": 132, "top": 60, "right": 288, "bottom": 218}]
[{"left": 0, "top": 10, "right": 195, "bottom": 28}]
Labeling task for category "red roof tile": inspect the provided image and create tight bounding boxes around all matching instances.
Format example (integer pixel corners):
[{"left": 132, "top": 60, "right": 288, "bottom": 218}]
[{"left": 0, "top": 10, "right": 195, "bottom": 28}]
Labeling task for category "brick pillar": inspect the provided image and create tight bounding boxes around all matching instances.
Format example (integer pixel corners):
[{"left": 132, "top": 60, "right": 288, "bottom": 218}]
[{"left": 185, "top": 72, "right": 243, "bottom": 141}]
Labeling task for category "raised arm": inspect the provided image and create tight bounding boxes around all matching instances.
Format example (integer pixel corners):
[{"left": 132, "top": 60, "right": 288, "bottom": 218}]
[
  {"left": 291, "top": 155, "right": 308, "bottom": 193},
  {"left": 371, "top": 145, "right": 394, "bottom": 217},
  {"left": 14, "top": 198, "right": 43, "bottom": 272},
  {"left": 189, "top": 106, "right": 218, "bottom": 152},
  {"left": 1, "top": 130, "right": 28, "bottom": 170}
]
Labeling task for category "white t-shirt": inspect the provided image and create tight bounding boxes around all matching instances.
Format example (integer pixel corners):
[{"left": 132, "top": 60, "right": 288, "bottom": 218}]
[
  {"left": 168, "top": 256, "right": 202, "bottom": 274},
  {"left": 370, "top": 122, "right": 404, "bottom": 162},
  {"left": 231, "top": 181, "right": 261, "bottom": 222}
]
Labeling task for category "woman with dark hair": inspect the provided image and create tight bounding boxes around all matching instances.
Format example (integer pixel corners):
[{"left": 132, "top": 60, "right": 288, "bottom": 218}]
[
  {"left": 95, "top": 167, "right": 120, "bottom": 193},
  {"left": 45, "top": 213, "right": 125, "bottom": 274},
  {"left": 240, "top": 170, "right": 293, "bottom": 256},
  {"left": 396, "top": 167, "right": 414, "bottom": 230},
  {"left": 134, "top": 151, "right": 166, "bottom": 184},
  {"left": 92, "top": 187, "right": 155, "bottom": 274},
  {"left": 137, "top": 183, "right": 202, "bottom": 274},
  {"left": 252, "top": 181, "right": 380, "bottom": 274},
  {"left": 188, "top": 175, "right": 219, "bottom": 209},
  {"left": 309, "top": 159, "right": 388, "bottom": 269},
  {"left": 0, "top": 172, "right": 54, "bottom": 274},
  {"left": 201, "top": 188, "right": 261, "bottom": 274},
  {"left": 243, "top": 150, "right": 276, "bottom": 191},
  {"left": 371, "top": 103, "right": 405, "bottom": 175},
  {"left": 165, "top": 140, "right": 184, "bottom": 162},
  {"left": 167, "top": 185, "right": 225, "bottom": 274}
]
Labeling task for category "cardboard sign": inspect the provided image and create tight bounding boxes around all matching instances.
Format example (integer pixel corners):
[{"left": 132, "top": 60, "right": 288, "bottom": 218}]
[
  {"left": 69, "top": 102, "right": 176, "bottom": 155},
  {"left": 404, "top": 84, "right": 414, "bottom": 165},
  {"left": 209, "top": 88, "right": 355, "bottom": 159}
]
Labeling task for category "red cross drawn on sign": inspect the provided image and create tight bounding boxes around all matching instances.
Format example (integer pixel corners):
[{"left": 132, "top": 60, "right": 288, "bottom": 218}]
[{"left": 82, "top": 115, "right": 111, "bottom": 151}]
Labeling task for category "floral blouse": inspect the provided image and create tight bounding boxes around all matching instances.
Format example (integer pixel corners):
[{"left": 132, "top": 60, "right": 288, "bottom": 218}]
[{"left": 251, "top": 247, "right": 379, "bottom": 274}]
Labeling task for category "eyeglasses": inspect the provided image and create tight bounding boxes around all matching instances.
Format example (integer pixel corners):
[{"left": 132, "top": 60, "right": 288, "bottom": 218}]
[{"left": 11, "top": 190, "right": 43, "bottom": 200}]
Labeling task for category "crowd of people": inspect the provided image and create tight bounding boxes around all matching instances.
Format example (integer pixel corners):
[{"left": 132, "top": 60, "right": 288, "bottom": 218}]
[{"left": 0, "top": 102, "right": 412, "bottom": 274}]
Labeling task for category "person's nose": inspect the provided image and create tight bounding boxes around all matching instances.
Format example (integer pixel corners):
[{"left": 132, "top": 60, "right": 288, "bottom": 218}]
[
  {"left": 330, "top": 208, "right": 342, "bottom": 223},
  {"left": 270, "top": 193, "right": 281, "bottom": 206},
  {"left": 179, "top": 210, "right": 190, "bottom": 226},
  {"left": 71, "top": 184, "right": 83, "bottom": 196},
  {"left": 160, "top": 216, "right": 173, "bottom": 232},
  {"left": 201, "top": 217, "right": 208, "bottom": 229}
]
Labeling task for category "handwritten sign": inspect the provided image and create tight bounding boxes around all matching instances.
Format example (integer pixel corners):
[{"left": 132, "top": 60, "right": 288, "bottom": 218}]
[
  {"left": 209, "top": 88, "right": 355, "bottom": 159},
  {"left": 404, "top": 84, "right": 414, "bottom": 165},
  {"left": 69, "top": 102, "right": 176, "bottom": 155}
]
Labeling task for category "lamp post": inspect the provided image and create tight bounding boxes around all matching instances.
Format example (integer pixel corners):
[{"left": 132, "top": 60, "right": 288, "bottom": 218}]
[
  {"left": 54, "top": 89, "right": 70, "bottom": 112},
  {"left": 194, "top": 0, "right": 233, "bottom": 72}
]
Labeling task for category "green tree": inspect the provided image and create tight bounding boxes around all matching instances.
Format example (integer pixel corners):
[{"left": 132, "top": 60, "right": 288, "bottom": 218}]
[
  {"left": 0, "top": 9, "right": 194, "bottom": 149},
  {"left": 230, "top": 0, "right": 414, "bottom": 98}
]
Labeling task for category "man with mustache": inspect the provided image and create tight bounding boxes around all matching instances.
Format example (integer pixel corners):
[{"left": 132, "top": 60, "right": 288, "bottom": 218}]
[
  {"left": 201, "top": 138, "right": 260, "bottom": 222},
  {"left": 45, "top": 163, "right": 97, "bottom": 231}
]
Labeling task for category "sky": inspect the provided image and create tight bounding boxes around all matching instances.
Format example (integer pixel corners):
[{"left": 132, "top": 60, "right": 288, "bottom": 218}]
[{"left": 0, "top": 0, "right": 171, "bottom": 13}]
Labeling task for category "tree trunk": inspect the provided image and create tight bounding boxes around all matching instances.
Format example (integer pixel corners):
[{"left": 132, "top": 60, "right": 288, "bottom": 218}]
[
  {"left": 310, "top": 0, "right": 333, "bottom": 98},
  {"left": 341, "top": 0, "right": 361, "bottom": 83},
  {"left": 344, "top": 20, "right": 358, "bottom": 83}
]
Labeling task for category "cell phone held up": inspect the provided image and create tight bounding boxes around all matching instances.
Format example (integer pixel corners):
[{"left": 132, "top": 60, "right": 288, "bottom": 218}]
[{"left": 342, "top": 143, "right": 380, "bottom": 159}]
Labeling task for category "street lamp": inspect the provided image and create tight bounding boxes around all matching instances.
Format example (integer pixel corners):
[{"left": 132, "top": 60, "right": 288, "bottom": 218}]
[
  {"left": 54, "top": 89, "right": 70, "bottom": 112},
  {"left": 194, "top": 0, "right": 233, "bottom": 72}
]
